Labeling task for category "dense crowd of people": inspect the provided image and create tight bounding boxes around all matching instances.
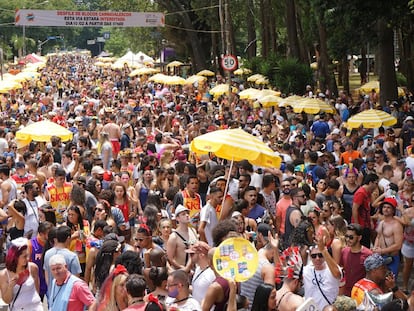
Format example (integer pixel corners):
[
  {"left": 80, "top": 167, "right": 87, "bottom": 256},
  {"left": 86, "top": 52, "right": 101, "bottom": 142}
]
[{"left": 0, "top": 52, "right": 414, "bottom": 310}]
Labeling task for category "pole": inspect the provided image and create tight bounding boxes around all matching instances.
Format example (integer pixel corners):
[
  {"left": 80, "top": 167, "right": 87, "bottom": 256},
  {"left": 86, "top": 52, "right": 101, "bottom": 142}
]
[
  {"left": 0, "top": 48, "right": 3, "bottom": 81},
  {"left": 22, "top": 25, "right": 26, "bottom": 57},
  {"left": 224, "top": 0, "right": 232, "bottom": 99}
]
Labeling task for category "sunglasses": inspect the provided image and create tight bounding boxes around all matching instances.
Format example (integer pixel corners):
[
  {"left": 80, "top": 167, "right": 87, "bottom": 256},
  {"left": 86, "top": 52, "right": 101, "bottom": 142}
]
[
  {"left": 322, "top": 209, "right": 331, "bottom": 212},
  {"left": 135, "top": 237, "right": 147, "bottom": 242},
  {"left": 345, "top": 235, "right": 355, "bottom": 240},
  {"left": 311, "top": 253, "right": 324, "bottom": 259},
  {"left": 96, "top": 208, "right": 104, "bottom": 212}
]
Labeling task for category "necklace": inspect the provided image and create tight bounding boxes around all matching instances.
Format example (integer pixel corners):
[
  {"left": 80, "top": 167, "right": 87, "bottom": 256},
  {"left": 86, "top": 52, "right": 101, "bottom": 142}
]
[
  {"left": 175, "top": 296, "right": 189, "bottom": 304},
  {"left": 130, "top": 298, "right": 145, "bottom": 305}
]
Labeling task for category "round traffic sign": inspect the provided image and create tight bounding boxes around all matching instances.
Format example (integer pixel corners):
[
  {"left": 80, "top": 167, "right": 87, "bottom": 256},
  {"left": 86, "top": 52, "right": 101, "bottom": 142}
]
[{"left": 221, "top": 54, "right": 238, "bottom": 71}]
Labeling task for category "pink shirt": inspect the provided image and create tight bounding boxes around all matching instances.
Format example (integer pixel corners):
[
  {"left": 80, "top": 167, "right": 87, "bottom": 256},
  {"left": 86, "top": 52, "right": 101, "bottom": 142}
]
[{"left": 68, "top": 279, "right": 95, "bottom": 309}]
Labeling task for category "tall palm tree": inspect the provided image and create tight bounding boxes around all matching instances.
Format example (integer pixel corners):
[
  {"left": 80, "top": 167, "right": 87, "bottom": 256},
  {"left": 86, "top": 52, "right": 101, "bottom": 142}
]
[{"left": 10, "top": 34, "right": 36, "bottom": 58}]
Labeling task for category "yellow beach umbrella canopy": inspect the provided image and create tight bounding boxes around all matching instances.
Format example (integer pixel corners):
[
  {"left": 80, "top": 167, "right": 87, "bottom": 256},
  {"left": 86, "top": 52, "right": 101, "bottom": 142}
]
[
  {"left": 239, "top": 88, "right": 259, "bottom": 99},
  {"left": 279, "top": 95, "right": 305, "bottom": 107},
  {"left": 0, "top": 80, "right": 23, "bottom": 93},
  {"left": 163, "top": 75, "right": 187, "bottom": 85},
  {"left": 359, "top": 80, "right": 405, "bottom": 97},
  {"left": 209, "top": 84, "right": 238, "bottom": 96},
  {"left": 292, "top": 98, "right": 335, "bottom": 114},
  {"left": 186, "top": 75, "right": 207, "bottom": 84},
  {"left": 129, "top": 67, "right": 159, "bottom": 77},
  {"left": 166, "top": 60, "right": 184, "bottom": 68},
  {"left": 247, "top": 74, "right": 265, "bottom": 82},
  {"left": 234, "top": 68, "right": 252, "bottom": 75},
  {"left": 190, "top": 128, "right": 281, "bottom": 168},
  {"left": 255, "top": 94, "right": 283, "bottom": 108},
  {"left": 16, "top": 120, "right": 73, "bottom": 144},
  {"left": 346, "top": 109, "right": 397, "bottom": 128},
  {"left": 148, "top": 73, "right": 169, "bottom": 83},
  {"left": 197, "top": 69, "right": 215, "bottom": 77}
]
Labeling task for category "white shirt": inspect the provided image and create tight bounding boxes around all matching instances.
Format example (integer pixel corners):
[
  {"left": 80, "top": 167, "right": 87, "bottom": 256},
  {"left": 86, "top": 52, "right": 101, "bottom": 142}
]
[
  {"left": 199, "top": 202, "right": 218, "bottom": 246},
  {"left": 303, "top": 263, "right": 341, "bottom": 310},
  {"left": 191, "top": 266, "right": 215, "bottom": 304}
]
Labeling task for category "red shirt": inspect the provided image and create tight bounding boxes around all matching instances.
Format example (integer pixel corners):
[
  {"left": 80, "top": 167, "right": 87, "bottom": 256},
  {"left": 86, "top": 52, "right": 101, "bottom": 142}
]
[
  {"left": 68, "top": 277, "right": 95, "bottom": 309},
  {"left": 352, "top": 186, "right": 371, "bottom": 228}
]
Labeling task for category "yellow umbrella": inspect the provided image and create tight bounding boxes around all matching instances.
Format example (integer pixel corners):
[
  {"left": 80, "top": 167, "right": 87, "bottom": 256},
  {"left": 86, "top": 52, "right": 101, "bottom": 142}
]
[
  {"left": 238, "top": 88, "right": 259, "bottom": 99},
  {"left": 255, "top": 89, "right": 281, "bottom": 98},
  {"left": 247, "top": 74, "right": 265, "bottom": 82},
  {"left": 197, "top": 69, "right": 215, "bottom": 77},
  {"left": 234, "top": 68, "right": 252, "bottom": 75},
  {"left": 186, "top": 75, "right": 207, "bottom": 84},
  {"left": 0, "top": 80, "right": 23, "bottom": 93},
  {"left": 16, "top": 120, "right": 73, "bottom": 143},
  {"left": 209, "top": 84, "right": 238, "bottom": 96},
  {"left": 358, "top": 80, "right": 405, "bottom": 97},
  {"left": 166, "top": 60, "right": 184, "bottom": 68},
  {"left": 190, "top": 128, "right": 281, "bottom": 168},
  {"left": 279, "top": 95, "right": 305, "bottom": 107},
  {"left": 346, "top": 109, "right": 397, "bottom": 128},
  {"left": 292, "top": 98, "right": 335, "bottom": 114},
  {"left": 163, "top": 75, "right": 186, "bottom": 85},
  {"left": 148, "top": 73, "right": 169, "bottom": 83},
  {"left": 255, "top": 94, "right": 283, "bottom": 108},
  {"left": 129, "top": 67, "right": 159, "bottom": 77},
  {"left": 15, "top": 71, "right": 40, "bottom": 81},
  {"left": 255, "top": 77, "right": 269, "bottom": 85},
  {"left": 94, "top": 61, "right": 106, "bottom": 67}
]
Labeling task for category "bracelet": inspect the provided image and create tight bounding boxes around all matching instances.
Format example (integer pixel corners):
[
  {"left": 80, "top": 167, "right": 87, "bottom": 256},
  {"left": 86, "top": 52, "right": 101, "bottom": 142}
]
[{"left": 391, "top": 286, "right": 399, "bottom": 293}]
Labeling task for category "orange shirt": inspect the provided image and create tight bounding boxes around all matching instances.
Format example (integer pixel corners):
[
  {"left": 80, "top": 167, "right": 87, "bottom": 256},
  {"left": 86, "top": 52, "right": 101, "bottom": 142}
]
[{"left": 340, "top": 150, "right": 361, "bottom": 165}]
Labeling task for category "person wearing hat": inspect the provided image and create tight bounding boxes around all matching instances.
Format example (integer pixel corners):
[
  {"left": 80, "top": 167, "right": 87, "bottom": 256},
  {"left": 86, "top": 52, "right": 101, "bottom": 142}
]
[
  {"left": 166, "top": 204, "right": 199, "bottom": 273},
  {"left": 311, "top": 112, "right": 330, "bottom": 140},
  {"left": 372, "top": 197, "right": 403, "bottom": 277},
  {"left": 351, "top": 253, "right": 406, "bottom": 305}
]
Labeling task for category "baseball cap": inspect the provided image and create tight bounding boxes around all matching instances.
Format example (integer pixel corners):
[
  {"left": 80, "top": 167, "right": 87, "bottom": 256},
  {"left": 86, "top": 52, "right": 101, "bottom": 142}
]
[
  {"left": 174, "top": 204, "right": 190, "bottom": 217},
  {"left": 91, "top": 166, "right": 105, "bottom": 175},
  {"left": 15, "top": 162, "right": 25, "bottom": 169},
  {"left": 379, "top": 197, "right": 397, "bottom": 209},
  {"left": 331, "top": 128, "right": 340, "bottom": 135},
  {"left": 364, "top": 253, "right": 392, "bottom": 271},
  {"left": 104, "top": 233, "right": 125, "bottom": 243}
]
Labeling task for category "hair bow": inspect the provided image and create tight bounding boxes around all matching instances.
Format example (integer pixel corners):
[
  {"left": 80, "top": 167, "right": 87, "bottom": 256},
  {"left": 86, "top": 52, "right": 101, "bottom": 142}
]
[
  {"left": 148, "top": 293, "right": 163, "bottom": 310},
  {"left": 113, "top": 264, "right": 127, "bottom": 277}
]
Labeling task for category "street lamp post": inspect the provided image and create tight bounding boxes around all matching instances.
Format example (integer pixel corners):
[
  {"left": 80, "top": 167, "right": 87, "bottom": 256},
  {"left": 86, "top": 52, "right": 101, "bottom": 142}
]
[{"left": 22, "top": 0, "right": 49, "bottom": 57}]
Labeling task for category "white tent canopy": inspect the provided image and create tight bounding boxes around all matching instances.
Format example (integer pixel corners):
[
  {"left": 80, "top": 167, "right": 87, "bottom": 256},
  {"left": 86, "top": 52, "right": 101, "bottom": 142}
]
[{"left": 117, "top": 51, "right": 154, "bottom": 66}]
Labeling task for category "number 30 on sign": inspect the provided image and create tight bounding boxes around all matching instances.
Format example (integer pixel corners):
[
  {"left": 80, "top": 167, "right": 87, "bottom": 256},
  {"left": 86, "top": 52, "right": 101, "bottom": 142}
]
[{"left": 221, "top": 55, "right": 238, "bottom": 71}]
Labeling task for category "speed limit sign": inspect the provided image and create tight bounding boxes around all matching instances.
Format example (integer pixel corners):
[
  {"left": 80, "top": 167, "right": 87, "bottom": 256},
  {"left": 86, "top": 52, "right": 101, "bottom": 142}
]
[{"left": 221, "top": 54, "right": 238, "bottom": 71}]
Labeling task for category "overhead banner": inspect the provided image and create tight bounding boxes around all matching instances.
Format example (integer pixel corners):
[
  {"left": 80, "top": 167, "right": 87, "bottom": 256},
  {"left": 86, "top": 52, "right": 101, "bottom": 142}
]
[{"left": 15, "top": 9, "right": 165, "bottom": 27}]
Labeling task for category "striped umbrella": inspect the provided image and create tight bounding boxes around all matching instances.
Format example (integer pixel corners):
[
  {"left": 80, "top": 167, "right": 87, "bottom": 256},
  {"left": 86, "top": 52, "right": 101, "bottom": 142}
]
[
  {"left": 190, "top": 128, "right": 281, "bottom": 168},
  {"left": 292, "top": 98, "right": 335, "bottom": 114},
  {"left": 346, "top": 109, "right": 397, "bottom": 128}
]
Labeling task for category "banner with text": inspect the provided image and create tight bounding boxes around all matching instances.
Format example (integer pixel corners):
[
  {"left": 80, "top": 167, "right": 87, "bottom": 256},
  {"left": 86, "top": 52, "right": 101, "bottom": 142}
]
[{"left": 15, "top": 10, "right": 165, "bottom": 27}]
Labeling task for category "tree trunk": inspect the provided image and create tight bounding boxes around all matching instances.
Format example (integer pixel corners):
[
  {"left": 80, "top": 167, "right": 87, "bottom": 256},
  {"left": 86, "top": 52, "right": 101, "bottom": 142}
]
[
  {"left": 246, "top": 0, "right": 257, "bottom": 59},
  {"left": 342, "top": 55, "right": 350, "bottom": 95},
  {"left": 268, "top": 0, "right": 277, "bottom": 53},
  {"left": 378, "top": 18, "right": 398, "bottom": 106},
  {"left": 158, "top": 0, "right": 207, "bottom": 71},
  {"left": 360, "top": 45, "right": 367, "bottom": 84},
  {"left": 260, "top": 0, "right": 269, "bottom": 58},
  {"left": 286, "top": 0, "right": 300, "bottom": 59},
  {"left": 399, "top": 23, "right": 414, "bottom": 92},
  {"left": 316, "top": 14, "right": 337, "bottom": 95}
]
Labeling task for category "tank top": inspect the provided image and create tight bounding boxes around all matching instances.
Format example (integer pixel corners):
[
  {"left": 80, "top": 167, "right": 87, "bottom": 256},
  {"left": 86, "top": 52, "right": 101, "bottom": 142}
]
[
  {"left": 6, "top": 269, "right": 43, "bottom": 311},
  {"left": 139, "top": 184, "right": 150, "bottom": 209},
  {"left": 47, "top": 182, "right": 72, "bottom": 224},
  {"left": 342, "top": 184, "right": 359, "bottom": 223},
  {"left": 213, "top": 277, "right": 230, "bottom": 311},
  {"left": 30, "top": 237, "right": 47, "bottom": 296}
]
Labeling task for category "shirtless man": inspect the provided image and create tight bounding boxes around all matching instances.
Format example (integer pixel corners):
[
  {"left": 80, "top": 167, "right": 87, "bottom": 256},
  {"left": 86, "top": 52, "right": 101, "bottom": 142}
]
[
  {"left": 275, "top": 275, "right": 304, "bottom": 311},
  {"left": 166, "top": 205, "right": 198, "bottom": 273},
  {"left": 372, "top": 197, "right": 403, "bottom": 277},
  {"left": 101, "top": 114, "right": 121, "bottom": 159}
]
